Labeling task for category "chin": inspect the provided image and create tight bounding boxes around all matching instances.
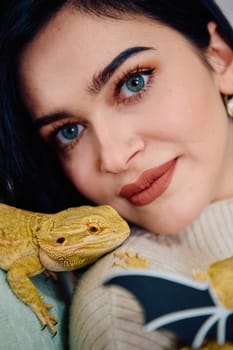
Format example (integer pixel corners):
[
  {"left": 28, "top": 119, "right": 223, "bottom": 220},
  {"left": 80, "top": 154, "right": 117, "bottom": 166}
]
[
  {"left": 134, "top": 202, "right": 208, "bottom": 235},
  {"left": 142, "top": 222, "right": 186, "bottom": 235}
]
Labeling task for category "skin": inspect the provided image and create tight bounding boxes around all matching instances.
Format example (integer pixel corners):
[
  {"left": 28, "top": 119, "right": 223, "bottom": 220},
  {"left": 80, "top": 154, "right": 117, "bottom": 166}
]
[{"left": 19, "top": 5, "right": 233, "bottom": 234}]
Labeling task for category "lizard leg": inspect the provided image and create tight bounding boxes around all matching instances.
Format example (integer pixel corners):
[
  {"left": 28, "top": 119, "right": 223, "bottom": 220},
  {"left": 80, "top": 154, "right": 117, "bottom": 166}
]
[
  {"left": 7, "top": 255, "right": 58, "bottom": 334},
  {"left": 192, "top": 268, "right": 208, "bottom": 282},
  {"left": 114, "top": 250, "right": 149, "bottom": 269}
]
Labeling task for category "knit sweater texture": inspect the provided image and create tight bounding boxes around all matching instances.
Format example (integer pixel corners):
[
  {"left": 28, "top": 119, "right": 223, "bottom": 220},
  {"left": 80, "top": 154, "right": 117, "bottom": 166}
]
[{"left": 69, "top": 198, "right": 233, "bottom": 350}]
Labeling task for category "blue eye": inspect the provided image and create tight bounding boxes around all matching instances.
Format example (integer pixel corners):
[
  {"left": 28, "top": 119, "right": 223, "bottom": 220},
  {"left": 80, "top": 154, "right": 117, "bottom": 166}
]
[
  {"left": 55, "top": 123, "right": 84, "bottom": 145},
  {"left": 125, "top": 74, "right": 145, "bottom": 93},
  {"left": 119, "top": 71, "right": 152, "bottom": 100}
]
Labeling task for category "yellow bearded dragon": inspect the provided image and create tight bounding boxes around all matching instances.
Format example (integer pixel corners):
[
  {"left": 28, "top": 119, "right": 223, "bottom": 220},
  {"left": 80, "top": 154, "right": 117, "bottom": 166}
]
[
  {"left": 180, "top": 257, "right": 233, "bottom": 349},
  {"left": 0, "top": 203, "right": 130, "bottom": 334}
]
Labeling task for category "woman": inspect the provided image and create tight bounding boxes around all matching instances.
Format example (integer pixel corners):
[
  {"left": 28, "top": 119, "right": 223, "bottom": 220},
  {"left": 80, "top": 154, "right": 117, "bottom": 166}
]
[{"left": 0, "top": 0, "right": 233, "bottom": 349}]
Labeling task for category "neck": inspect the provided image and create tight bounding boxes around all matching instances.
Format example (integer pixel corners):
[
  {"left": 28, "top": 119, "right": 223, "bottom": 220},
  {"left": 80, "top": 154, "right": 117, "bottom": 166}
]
[{"left": 213, "top": 119, "right": 233, "bottom": 201}]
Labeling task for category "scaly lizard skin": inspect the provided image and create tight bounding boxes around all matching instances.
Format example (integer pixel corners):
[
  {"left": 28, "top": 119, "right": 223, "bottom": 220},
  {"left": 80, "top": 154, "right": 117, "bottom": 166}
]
[{"left": 0, "top": 203, "right": 130, "bottom": 334}]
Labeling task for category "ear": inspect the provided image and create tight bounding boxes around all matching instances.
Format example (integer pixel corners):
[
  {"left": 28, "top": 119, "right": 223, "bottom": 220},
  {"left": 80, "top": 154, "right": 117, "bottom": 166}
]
[{"left": 206, "top": 22, "right": 233, "bottom": 94}]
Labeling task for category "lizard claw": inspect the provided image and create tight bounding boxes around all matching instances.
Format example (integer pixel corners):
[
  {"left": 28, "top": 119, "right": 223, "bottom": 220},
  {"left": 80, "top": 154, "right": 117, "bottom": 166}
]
[
  {"left": 32, "top": 301, "right": 58, "bottom": 334},
  {"left": 40, "top": 311, "right": 58, "bottom": 335},
  {"left": 114, "top": 250, "right": 149, "bottom": 269},
  {"left": 7, "top": 255, "right": 60, "bottom": 335}
]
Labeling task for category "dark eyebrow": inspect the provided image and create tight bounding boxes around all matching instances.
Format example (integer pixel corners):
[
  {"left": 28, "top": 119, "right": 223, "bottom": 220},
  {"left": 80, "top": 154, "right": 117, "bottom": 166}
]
[
  {"left": 33, "top": 112, "right": 71, "bottom": 129},
  {"left": 88, "top": 46, "right": 153, "bottom": 94},
  {"left": 33, "top": 46, "right": 154, "bottom": 129}
]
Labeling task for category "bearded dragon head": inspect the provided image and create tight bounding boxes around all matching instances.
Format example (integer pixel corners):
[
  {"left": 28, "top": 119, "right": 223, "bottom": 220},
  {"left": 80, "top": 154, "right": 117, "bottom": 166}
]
[{"left": 37, "top": 205, "right": 130, "bottom": 271}]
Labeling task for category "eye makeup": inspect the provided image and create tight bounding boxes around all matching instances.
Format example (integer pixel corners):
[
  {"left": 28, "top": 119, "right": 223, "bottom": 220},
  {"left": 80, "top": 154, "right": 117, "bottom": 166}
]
[
  {"left": 39, "top": 117, "right": 86, "bottom": 154},
  {"left": 33, "top": 48, "right": 157, "bottom": 154},
  {"left": 113, "top": 65, "right": 155, "bottom": 105}
]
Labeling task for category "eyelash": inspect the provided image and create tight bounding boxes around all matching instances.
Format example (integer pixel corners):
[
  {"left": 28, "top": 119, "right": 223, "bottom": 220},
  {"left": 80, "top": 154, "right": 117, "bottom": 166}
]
[
  {"left": 44, "top": 65, "right": 155, "bottom": 153},
  {"left": 47, "top": 120, "right": 85, "bottom": 154},
  {"left": 113, "top": 65, "right": 155, "bottom": 105}
]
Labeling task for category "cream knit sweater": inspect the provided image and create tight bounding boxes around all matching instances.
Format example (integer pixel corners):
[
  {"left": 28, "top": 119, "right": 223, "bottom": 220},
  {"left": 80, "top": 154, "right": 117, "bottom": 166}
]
[{"left": 69, "top": 198, "right": 233, "bottom": 350}]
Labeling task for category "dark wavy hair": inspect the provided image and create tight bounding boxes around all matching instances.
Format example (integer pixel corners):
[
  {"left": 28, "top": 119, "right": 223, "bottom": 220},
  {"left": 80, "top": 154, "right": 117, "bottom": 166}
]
[{"left": 0, "top": 0, "right": 232, "bottom": 212}]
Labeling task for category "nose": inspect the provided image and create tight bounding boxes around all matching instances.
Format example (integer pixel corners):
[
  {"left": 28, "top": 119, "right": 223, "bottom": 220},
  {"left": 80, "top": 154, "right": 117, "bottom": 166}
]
[{"left": 93, "top": 118, "right": 144, "bottom": 174}]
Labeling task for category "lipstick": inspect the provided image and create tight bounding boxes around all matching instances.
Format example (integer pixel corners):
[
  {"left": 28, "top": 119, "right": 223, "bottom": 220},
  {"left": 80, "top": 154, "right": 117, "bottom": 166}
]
[{"left": 119, "top": 158, "right": 177, "bottom": 206}]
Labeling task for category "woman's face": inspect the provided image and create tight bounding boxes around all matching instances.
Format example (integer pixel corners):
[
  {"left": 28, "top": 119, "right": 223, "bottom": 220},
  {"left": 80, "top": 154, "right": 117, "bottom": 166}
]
[{"left": 19, "top": 6, "right": 233, "bottom": 233}]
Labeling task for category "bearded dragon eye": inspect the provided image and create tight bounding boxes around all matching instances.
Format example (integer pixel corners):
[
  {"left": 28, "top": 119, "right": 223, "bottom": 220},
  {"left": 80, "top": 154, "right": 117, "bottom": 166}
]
[
  {"left": 56, "top": 237, "right": 65, "bottom": 244},
  {"left": 89, "top": 225, "right": 99, "bottom": 233}
]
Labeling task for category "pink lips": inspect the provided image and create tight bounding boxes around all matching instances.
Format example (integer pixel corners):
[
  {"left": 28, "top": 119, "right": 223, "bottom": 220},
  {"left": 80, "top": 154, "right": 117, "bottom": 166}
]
[{"left": 119, "top": 159, "right": 177, "bottom": 206}]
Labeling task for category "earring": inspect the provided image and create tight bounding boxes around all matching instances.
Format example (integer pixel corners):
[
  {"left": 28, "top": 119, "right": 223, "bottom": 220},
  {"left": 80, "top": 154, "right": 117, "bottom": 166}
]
[{"left": 225, "top": 96, "right": 233, "bottom": 117}]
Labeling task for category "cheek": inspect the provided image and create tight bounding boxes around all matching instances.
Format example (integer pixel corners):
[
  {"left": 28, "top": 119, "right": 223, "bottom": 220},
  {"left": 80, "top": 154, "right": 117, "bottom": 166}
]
[
  {"left": 61, "top": 156, "right": 91, "bottom": 187},
  {"left": 151, "top": 77, "right": 222, "bottom": 145},
  {"left": 144, "top": 53, "right": 221, "bottom": 143},
  {"left": 60, "top": 148, "right": 104, "bottom": 201},
  {"left": 136, "top": 91, "right": 209, "bottom": 146}
]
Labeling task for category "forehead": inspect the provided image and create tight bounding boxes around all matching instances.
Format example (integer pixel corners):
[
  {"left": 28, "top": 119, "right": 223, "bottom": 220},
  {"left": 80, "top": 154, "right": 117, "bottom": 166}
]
[
  {"left": 18, "top": 5, "right": 190, "bottom": 116},
  {"left": 19, "top": 6, "right": 164, "bottom": 75}
]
